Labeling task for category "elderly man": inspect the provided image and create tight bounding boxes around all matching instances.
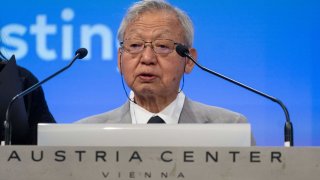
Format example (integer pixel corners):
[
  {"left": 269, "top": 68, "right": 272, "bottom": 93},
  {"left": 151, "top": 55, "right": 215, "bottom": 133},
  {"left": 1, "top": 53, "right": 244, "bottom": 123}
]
[{"left": 77, "top": 0, "right": 247, "bottom": 125}]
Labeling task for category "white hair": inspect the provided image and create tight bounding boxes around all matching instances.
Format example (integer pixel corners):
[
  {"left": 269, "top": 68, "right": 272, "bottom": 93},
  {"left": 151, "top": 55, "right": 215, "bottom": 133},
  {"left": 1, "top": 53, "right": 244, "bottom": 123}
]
[{"left": 117, "top": 0, "right": 194, "bottom": 47}]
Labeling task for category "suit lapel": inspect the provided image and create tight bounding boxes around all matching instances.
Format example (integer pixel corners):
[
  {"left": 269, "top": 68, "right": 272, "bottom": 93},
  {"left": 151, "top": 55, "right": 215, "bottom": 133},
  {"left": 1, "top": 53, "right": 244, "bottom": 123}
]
[
  {"left": 179, "top": 98, "right": 209, "bottom": 124},
  {"left": 119, "top": 101, "right": 132, "bottom": 123}
]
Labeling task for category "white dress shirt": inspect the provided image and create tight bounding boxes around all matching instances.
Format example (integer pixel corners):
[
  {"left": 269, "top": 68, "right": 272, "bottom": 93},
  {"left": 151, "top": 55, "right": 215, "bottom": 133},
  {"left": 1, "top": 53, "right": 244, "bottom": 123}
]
[{"left": 129, "top": 91, "right": 185, "bottom": 124}]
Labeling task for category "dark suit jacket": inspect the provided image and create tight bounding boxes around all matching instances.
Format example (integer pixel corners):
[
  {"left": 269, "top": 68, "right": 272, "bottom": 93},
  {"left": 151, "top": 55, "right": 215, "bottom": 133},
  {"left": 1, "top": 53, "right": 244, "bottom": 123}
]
[{"left": 0, "top": 58, "right": 55, "bottom": 144}]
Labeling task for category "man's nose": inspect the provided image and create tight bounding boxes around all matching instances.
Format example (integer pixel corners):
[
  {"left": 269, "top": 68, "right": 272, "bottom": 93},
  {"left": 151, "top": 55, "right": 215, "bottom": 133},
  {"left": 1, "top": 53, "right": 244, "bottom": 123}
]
[{"left": 140, "top": 44, "right": 157, "bottom": 64}]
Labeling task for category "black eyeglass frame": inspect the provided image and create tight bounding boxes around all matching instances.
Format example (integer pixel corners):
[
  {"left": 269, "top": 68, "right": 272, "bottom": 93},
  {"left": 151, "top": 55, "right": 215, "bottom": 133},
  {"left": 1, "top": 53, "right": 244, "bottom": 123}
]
[{"left": 119, "top": 39, "right": 181, "bottom": 55}]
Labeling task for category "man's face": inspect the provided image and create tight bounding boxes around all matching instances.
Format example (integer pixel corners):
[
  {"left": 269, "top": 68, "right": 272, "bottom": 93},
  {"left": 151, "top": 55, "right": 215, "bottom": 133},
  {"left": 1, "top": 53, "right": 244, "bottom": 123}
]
[{"left": 118, "top": 11, "right": 195, "bottom": 100}]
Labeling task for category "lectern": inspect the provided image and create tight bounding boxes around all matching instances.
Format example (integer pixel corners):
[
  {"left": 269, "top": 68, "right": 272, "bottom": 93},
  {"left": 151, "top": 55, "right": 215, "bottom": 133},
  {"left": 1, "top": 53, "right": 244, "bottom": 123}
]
[{"left": 0, "top": 124, "right": 319, "bottom": 180}]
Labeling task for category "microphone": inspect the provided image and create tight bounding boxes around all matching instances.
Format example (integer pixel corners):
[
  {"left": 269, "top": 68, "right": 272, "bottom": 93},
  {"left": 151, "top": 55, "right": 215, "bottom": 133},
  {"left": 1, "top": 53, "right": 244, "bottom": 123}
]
[
  {"left": 176, "top": 44, "right": 294, "bottom": 147},
  {"left": 2, "top": 48, "right": 88, "bottom": 145}
]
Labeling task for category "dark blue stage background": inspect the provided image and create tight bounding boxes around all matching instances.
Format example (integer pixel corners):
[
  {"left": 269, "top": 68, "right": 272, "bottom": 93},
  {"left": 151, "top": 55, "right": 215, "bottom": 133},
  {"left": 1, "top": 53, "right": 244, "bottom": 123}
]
[{"left": 1, "top": 0, "right": 319, "bottom": 146}]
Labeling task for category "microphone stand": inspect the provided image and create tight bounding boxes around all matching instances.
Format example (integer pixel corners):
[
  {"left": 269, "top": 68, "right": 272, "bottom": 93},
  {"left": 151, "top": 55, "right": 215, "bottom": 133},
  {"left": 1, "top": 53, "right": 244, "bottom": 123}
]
[
  {"left": 2, "top": 48, "right": 87, "bottom": 145},
  {"left": 176, "top": 44, "right": 293, "bottom": 147}
]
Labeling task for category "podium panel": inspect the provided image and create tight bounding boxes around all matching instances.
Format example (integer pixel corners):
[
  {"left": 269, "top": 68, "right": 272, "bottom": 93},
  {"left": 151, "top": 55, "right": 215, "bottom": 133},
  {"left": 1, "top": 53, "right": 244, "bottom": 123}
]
[
  {"left": 0, "top": 146, "right": 319, "bottom": 180},
  {"left": 38, "top": 124, "right": 251, "bottom": 147}
]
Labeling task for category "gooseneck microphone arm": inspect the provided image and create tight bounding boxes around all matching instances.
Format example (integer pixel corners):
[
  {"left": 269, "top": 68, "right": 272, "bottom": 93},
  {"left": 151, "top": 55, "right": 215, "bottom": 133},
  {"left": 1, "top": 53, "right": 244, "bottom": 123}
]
[
  {"left": 3, "top": 48, "right": 88, "bottom": 145},
  {"left": 175, "top": 44, "right": 293, "bottom": 147}
]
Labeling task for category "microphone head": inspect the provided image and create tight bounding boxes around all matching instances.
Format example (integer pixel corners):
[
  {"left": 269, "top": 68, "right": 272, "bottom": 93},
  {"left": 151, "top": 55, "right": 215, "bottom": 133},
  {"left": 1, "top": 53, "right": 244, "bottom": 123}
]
[
  {"left": 75, "top": 48, "right": 88, "bottom": 59},
  {"left": 175, "top": 44, "right": 189, "bottom": 57}
]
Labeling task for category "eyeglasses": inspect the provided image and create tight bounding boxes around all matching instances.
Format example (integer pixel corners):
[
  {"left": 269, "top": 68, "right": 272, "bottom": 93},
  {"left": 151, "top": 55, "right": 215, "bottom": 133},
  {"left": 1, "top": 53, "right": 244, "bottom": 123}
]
[{"left": 120, "top": 39, "right": 179, "bottom": 55}]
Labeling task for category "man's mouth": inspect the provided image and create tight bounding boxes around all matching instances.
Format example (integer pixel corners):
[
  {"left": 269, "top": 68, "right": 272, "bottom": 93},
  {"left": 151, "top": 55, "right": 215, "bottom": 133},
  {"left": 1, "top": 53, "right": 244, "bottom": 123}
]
[{"left": 138, "top": 73, "right": 157, "bottom": 81}]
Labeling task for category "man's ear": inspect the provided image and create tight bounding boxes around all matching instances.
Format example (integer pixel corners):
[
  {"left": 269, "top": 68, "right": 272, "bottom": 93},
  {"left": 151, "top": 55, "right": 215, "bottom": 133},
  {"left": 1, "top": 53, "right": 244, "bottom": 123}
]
[
  {"left": 117, "top": 48, "right": 123, "bottom": 74},
  {"left": 184, "top": 48, "right": 197, "bottom": 74}
]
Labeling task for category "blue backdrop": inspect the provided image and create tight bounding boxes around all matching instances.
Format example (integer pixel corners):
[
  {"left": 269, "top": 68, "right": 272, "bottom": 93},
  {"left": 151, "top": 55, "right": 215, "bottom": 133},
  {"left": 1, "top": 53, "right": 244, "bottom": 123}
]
[{"left": 1, "top": 0, "right": 319, "bottom": 146}]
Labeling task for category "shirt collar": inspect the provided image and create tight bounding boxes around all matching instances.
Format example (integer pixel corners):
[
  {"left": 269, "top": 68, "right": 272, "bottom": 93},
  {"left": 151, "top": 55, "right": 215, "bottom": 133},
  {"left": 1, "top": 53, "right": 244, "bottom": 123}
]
[{"left": 129, "top": 91, "right": 185, "bottom": 124}]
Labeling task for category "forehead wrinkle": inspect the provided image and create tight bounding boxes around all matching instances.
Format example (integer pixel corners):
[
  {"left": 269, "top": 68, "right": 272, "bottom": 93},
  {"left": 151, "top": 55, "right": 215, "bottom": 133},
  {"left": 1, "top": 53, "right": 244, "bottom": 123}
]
[
  {"left": 124, "top": 22, "right": 182, "bottom": 41},
  {"left": 124, "top": 11, "right": 182, "bottom": 40},
  {"left": 125, "top": 28, "right": 173, "bottom": 40}
]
